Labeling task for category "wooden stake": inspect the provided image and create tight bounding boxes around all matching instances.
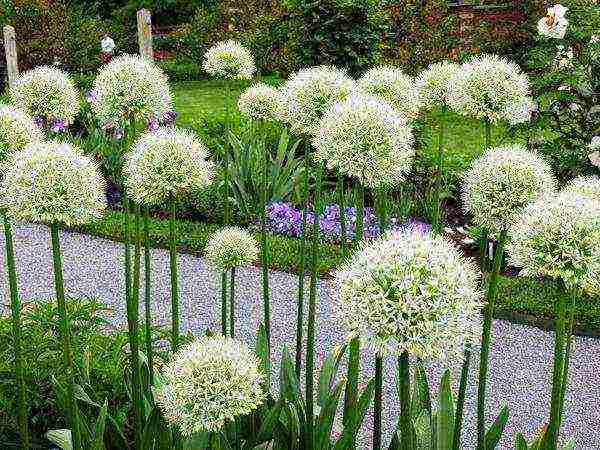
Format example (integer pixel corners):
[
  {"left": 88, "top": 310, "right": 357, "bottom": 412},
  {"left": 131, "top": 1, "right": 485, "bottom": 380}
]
[
  {"left": 136, "top": 9, "right": 154, "bottom": 60},
  {"left": 3, "top": 25, "right": 19, "bottom": 90}
]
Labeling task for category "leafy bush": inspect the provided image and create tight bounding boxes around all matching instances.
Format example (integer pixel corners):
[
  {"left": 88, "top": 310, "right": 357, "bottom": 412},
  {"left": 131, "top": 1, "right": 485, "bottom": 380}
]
[{"left": 159, "top": 56, "right": 204, "bottom": 81}]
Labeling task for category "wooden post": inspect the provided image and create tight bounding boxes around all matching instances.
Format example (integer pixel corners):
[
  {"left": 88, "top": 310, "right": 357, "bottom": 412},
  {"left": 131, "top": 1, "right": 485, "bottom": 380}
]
[
  {"left": 3, "top": 25, "right": 19, "bottom": 90},
  {"left": 136, "top": 9, "right": 154, "bottom": 60}
]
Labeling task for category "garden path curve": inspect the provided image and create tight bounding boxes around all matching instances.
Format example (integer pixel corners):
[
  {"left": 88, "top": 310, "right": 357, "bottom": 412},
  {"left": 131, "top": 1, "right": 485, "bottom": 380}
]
[{"left": 1, "top": 223, "right": 599, "bottom": 450}]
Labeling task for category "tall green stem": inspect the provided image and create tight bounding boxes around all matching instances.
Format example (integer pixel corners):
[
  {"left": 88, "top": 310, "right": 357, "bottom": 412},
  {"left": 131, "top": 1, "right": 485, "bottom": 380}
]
[
  {"left": 142, "top": 207, "right": 154, "bottom": 383},
  {"left": 476, "top": 229, "right": 507, "bottom": 450},
  {"left": 373, "top": 356, "right": 384, "bottom": 450},
  {"left": 343, "top": 336, "right": 360, "bottom": 426},
  {"left": 124, "top": 197, "right": 133, "bottom": 311},
  {"left": 398, "top": 351, "right": 412, "bottom": 450},
  {"left": 558, "top": 294, "right": 576, "bottom": 428},
  {"left": 221, "top": 272, "right": 228, "bottom": 336},
  {"left": 305, "top": 161, "right": 324, "bottom": 450},
  {"left": 229, "top": 267, "right": 236, "bottom": 338},
  {"left": 4, "top": 216, "right": 29, "bottom": 449},
  {"left": 433, "top": 105, "right": 447, "bottom": 233},
  {"left": 50, "top": 223, "right": 80, "bottom": 450},
  {"left": 169, "top": 199, "right": 180, "bottom": 352},
  {"left": 337, "top": 173, "right": 348, "bottom": 257},
  {"left": 453, "top": 345, "right": 472, "bottom": 450},
  {"left": 484, "top": 117, "right": 492, "bottom": 150},
  {"left": 354, "top": 185, "right": 365, "bottom": 245},
  {"left": 295, "top": 139, "right": 310, "bottom": 379},
  {"left": 260, "top": 138, "right": 271, "bottom": 364}
]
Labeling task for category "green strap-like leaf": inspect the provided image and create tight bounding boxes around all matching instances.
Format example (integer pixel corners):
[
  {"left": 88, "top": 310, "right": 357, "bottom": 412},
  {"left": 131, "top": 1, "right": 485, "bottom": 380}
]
[
  {"left": 315, "top": 380, "right": 345, "bottom": 449},
  {"left": 318, "top": 344, "right": 346, "bottom": 407},
  {"left": 90, "top": 400, "right": 108, "bottom": 450},
  {"left": 436, "top": 370, "right": 454, "bottom": 450},
  {"left": 46, "top": 429, "right": 73, "bottom": 450},
  {"left": 515, "top": 433, "right": 529, "bottom": 450},
  {"left": 484, "top": 405, "right": 509, "bottom": 450}
]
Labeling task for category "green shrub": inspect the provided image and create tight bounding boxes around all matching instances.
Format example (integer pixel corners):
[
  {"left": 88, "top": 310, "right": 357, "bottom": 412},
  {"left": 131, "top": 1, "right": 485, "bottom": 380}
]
[{"left": 159, "top": 56, "right": 204, "bottom": 81}]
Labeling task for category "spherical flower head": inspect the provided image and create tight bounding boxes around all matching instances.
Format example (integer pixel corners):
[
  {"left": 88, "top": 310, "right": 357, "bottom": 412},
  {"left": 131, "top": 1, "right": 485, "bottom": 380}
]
[
  {"left": 205, "top": 227, "right": 259, "bottom": 271},
  {"left": 507, "top": 192, "right": 600, "bottom": 295},
  {"left": 0, "top": 104, "right": 43, "bottom": 163},
  {"left": 202, "top": 40, "right": 256, "bottom": 80},
  {"left": 461, "top": 145, "right": 557, "bottom": 235},
  {"left": 279, "top": 66, "right": 356, "bottom": 135},
  {"left": 334, "top": 229, "right": 483, "bottom": 360},
  {"left": 0, "top": 141, "right": 106, "bottom": 225},
  {"left": 562, "top": 176, "right": 600, "bottom": 201},
  {"left": 312, "top": 94, "right": 414, "bottom": 188},
  {"left": 415, "top": 61, "right": 461, "bottom": 110},
  {"left": 238, "top": 83, "right": 282, "bottom": 121},
  {"left": 91, "top": 54, "right": 173, "bottom": 129},
  {"left": 537, "top": 4, "right": 569, "bottom": 39},
  {"left": 154, "top": 335, "right": 265, "bottom": 435},
  {"left": 10, "top": 66, "right": 79, "bottom": 127},
  {"left": 447, "top": 55, "right": 535, "bottom": 124},
  {"left": 124, "top": 127, "right": 215, "bottom": 205},
  {"left": 357, "top": 66, "right": 421, "bottom": 120}
]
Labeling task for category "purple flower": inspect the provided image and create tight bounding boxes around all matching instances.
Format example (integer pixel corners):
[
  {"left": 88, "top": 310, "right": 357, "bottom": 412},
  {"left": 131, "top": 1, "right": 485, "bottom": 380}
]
[
  {"left": 33, "top": 116, "right": 44, "bottom": 128},
  {"left": 148, "top": 117, "right": 160, "bottom": 131},
  {"left": 114, "top": 128, "right": 124, "bottom": 140},
  {"left": 50, "top": 119, "right": 66, "bottom": 133},
  {"left": 85, "top": 89, "right": 97, "bottom": 103},
  {"left": 162, "top": 111, "right": 178, "bottom": 125}
]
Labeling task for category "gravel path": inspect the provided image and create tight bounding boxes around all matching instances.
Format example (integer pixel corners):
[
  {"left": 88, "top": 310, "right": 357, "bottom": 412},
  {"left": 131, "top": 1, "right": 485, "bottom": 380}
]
[{"left": 1, "top": 223, "right": 599, "bottom": 449}]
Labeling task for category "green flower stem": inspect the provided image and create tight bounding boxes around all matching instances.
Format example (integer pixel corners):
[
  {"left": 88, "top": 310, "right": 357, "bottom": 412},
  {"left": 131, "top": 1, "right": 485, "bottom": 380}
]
[
  {"left": 559, "top": 294, "right": 577, "bottom": 427},
  {"left": 337, "top": 172, "right": 348, "bottom": 257},
  {"left": 355, "top": 185, "right": 365, "bottom": 246},
  {"left": 545, "top": 288, "right": 569, "bottom": 449},
  {"left": 124, "top": 197, "right": 133, "bottom": 310},
  {"left": 295, "top": 139, "right": 310, "bottom": 379},
  {"left": 142, "top": 207, "right": 154, "bottom": 383},
  {"left": 373, "top": 355, "right": 384, "bottom": 450},
  {"left": 129, "top": 209, "right": 144, "bottom": 449},
  {"left": 484, "top": 117, "right": 492, "bottom": 150},
  {"left": 476, "top": 229, "right": 507, "bottom": 450},
  {"left": 433, "top": 105, "right": 447, "bottom": 233},
  {"left": 229, "top": 267, "right": 236, "bottom": 338},
  {"left": 169, "top": 198, "right": 180, "bottom": 352},
  {"left": 453, "top": 345, "right": 472, "bottom": 450},
  {"left": 221, "top": 272, "right": 228, "bottom": 336},
  {"left": 261, "top": 137, "right": 271, "bottom": 365},
  {"left": 343, "top": 336, "right": 360, "bottom": 426},
  {"left": 305, "top": 161, "right": 324, "bottom": 450},
  {"left": 398, "top": 351, "right": 411, "bottom": 450},
  {"left": 50, "top": 222, "right": 80, "bottom": 450},
  {"left": 3, "top": 215, "right": 29, "bottom": 449}
]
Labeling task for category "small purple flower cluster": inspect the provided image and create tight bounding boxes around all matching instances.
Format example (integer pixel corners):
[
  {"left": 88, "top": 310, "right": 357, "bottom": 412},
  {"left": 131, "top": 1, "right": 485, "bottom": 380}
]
[
  {"left": 266, "top": 201, "right": 431, "bottom": 243},
  {"left": 33, "top": 116, "right": 66, "bottom": 134}
]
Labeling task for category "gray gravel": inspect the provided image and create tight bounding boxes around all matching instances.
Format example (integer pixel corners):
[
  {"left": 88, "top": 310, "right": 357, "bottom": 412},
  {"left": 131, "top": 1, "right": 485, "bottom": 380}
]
[{"left": 1, "top": 223, "right": 599, "bottom": 449}]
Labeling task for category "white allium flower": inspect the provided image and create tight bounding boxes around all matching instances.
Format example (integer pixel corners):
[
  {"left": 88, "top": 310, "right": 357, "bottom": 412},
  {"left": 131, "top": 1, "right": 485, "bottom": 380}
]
[
  {"left": 334, "top": 229, "right": 483, "bottom": 360},
  {"left": 415, "top": 61, "right": 461, "bottom": 110},
  {"left": 202, "top": 40, "right": 256, "bottom": 80},
  {"left": 154, "top": 335, "right": 265, "bottom": 436},
  {"left": 462, "top": 145, "right": 557, "bottom": 235},
  {"left": 563, "top": 176, "right": 600, "bottom": 201},
  {"left": 91, "top": 54, "right": 173, "bottom": 129},
  {"left": 0, "top": 104, "right": 43, "bottom": 162},
  {"left": 10, "top": 66, "right": 79, "bottom": 126},
  {"left": 0, "top": 141, "right": 106, "bottom": 225},
  {"left": 537, "top": 4, "right": 569, "bottom": 39},
  {"left": 237, "top": 83, "right": 282, "bottom": 121},
  {"left": 312, "top": 94, "right": 414, "bottom": 188},
  {"left": 507, "top": 192, "right": 600, "bottom": 295},
  {"left": 124, "top": 127, "right": 215, "bottom": 205},
  {"left": 357, "top": 66, "right": 421, "bottom": 119},
  {"left": 205, "top": 227, "right": 259, "bottom": 271},
  {"left": 447, "top": 55, "right": 535, "bottom": 125},
  {"left": 279, "top": 66, "right": 356, "bottom": 135}
]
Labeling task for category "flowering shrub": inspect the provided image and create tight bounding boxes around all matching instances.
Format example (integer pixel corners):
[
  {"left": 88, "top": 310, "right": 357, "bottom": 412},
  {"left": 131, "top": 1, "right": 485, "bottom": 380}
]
[
  {"left": 154, "top": 335, "right": 265, "bottom": 435},
  {"left": 0, "top": 141, "right": 106, "bottom": 226},
  {"left": 90, "top": 54, "right": 174, "bottom": 131},
  {"left": 237, "top": 83, "right": 282, "bottom": 121},
  {"left": 202, "top": 40, "right": 256, "bottom": 80},
  {"left": 334, "top": 229, "right": 482, "bottom": 360},
  {"left": 0, "top": 104, "right": 42, "bottom": 162},
  {"left": 10, "top": 66, "right": 80, "bottom": 130},
  {"left": 312, "top": 94, "right": 414, "bottom": 188},
  {"left": 205, "top": 227, "right": 259, "bottom": 271}
]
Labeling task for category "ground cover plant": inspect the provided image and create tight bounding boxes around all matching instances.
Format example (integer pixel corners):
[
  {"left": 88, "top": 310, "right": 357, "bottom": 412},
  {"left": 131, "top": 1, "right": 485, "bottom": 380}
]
[{"left": 0, "top": 2, "right": 599, "bottom": 450}]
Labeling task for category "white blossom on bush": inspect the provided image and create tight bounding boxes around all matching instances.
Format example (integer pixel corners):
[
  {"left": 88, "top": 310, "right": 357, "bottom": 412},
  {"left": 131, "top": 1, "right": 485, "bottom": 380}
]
[
  {"left": 563, "top": 176, "right": 600, "bottom": 201},
  {"left": 238, "top": 83, "right": 282, "bottom": 121},
  {"left": 0, "top": 104, "right": 43, "bottom": 162},
  {"left": 124, "top": 127, "right": 214, "bottom": 205},
  {"left": 357, "top": 66, "right": 421, "bottom": 119},
  {"left": 537, "top": 4, "right": 569, "bottom": 39},
  {"left": 90, "top": 54, "right": 173, "bottom": 129},
  {"left": 0, "top": 141, "right": 106, "bottom": 225},
  {"left": 507, "top": 192, "right": 600, "bottom": 295},
  {"left": 154, "top": 335, "right": 265, "bottom": 436},
  {"left": 279, "top": 66, "right": 356, "bottom": 135},
  {"left": 202, "top": 40, "right": 256, "bottom": 80},
  {"left": 415, "top": 61, "right": 461, "bottom": 110},
  {"left": 447, "top": 55, "right": 535, "bottom": 125},
  {"left": 334, "top": 229, "right": 483, "bottom": 361},
  {"left": 462, "top": 145, "right": 557, "bottom": 235},
  {"left": 205, "top": 227, "right": 259, "bottom": 272},
  {"left": 312, "top": 94, "right": 414, "bottom": 188},
  {"left": 10, "top": 66, "right": 79, "bottom": 128}
]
